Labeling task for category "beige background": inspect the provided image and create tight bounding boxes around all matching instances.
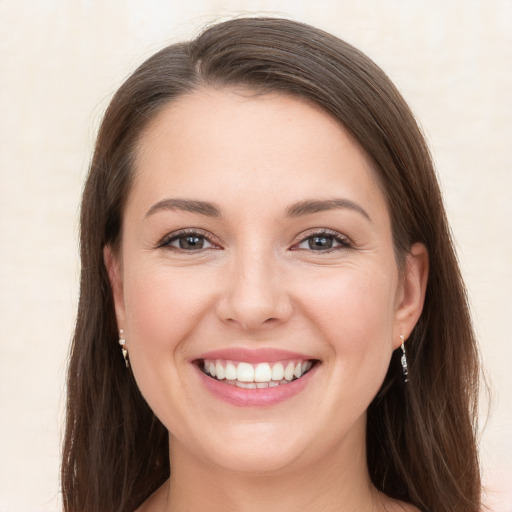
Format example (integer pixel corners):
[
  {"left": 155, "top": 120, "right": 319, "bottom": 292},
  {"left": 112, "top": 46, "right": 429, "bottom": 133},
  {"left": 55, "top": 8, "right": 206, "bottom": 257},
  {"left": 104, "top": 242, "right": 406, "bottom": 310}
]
[{"left": 0, "top": 1, "right": 511, "bottom": 511}]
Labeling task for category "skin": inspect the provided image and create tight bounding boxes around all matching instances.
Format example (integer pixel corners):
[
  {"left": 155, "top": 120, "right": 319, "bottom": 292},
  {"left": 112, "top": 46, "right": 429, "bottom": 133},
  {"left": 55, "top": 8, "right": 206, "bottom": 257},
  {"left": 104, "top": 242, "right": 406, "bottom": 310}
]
[{"left": 105, "top": 88, "right": 428, "bottom": 512}]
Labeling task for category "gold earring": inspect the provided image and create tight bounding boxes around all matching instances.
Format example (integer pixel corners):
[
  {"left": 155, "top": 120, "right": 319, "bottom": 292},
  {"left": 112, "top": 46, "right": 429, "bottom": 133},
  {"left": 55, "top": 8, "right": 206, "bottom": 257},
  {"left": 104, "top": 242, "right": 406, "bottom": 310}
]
[
  {"left": 400, "top": 334, "right": 409, "bottom": 383},
  {"left": 118, "top": 329, "right": 129, "bottom": 368}
]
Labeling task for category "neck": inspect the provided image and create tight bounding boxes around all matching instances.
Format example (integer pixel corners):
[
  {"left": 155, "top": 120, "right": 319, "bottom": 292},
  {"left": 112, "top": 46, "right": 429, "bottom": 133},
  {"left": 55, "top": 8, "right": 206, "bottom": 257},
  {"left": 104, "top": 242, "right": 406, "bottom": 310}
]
[{"left": 160, "top": 420, "right": 385, "bottom": 512}]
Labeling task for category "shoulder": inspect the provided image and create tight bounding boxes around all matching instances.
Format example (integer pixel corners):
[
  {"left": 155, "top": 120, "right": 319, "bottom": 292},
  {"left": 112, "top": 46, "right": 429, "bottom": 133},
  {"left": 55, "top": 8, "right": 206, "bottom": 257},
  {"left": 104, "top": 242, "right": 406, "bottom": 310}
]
[
  {"left": 379, "top": 493, "right": 422, "bottom": 512},
  {"left": 388, "top": 500, "right": 422, "bottom": 512},
  {"left": 133, "top": 481, "right": 168, "bottom": 512}
]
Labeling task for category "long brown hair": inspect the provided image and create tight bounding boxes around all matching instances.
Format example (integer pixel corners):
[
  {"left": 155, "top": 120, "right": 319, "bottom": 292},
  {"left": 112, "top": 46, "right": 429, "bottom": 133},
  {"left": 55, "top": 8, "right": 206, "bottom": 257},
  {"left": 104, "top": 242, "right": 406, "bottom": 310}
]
[{"left": 62, "top": 17, "right": 481, "bottom": 512}]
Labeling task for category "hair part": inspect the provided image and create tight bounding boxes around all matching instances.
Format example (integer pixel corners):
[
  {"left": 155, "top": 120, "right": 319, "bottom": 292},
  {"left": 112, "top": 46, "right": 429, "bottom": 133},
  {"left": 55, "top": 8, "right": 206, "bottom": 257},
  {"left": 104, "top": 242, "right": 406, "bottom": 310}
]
[{"left": 62, "top": 17, "right": 481, "bottom": 512}]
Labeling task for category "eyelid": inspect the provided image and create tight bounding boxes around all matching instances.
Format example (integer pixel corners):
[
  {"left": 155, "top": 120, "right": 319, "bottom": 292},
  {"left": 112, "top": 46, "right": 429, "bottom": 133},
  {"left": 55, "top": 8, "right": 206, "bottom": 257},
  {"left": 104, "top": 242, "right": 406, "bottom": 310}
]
[
  {"left": 156, "top": 228, "right": 221, "bottom": 250},
  {"left": 290, "top": 228, "right": 352, "bottom": 251},
  {"left": 155, "top": 227, "right": 351, "bottom": 252}
]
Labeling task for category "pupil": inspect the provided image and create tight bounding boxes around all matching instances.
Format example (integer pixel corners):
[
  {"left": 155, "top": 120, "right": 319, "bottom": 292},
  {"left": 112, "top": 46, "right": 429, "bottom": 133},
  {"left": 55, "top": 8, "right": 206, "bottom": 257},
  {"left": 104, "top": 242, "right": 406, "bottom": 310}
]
[
  {"left": 180, "top": 235, "right": 203, "bottom": 249},
  {"left": 309, "top": 236, "right": 333, "bottom": 250}
]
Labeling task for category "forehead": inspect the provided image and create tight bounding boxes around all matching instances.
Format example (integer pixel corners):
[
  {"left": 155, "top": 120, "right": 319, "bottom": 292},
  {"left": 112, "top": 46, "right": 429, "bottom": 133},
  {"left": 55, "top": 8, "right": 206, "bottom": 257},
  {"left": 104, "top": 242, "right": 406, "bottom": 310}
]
[{"left": 129, "top": 87, "right": 386, "bottom": 219}]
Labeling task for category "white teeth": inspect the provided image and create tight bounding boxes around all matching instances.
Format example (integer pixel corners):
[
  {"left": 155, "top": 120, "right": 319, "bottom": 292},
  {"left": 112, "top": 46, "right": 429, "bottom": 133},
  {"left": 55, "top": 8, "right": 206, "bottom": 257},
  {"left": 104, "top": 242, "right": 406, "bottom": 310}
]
[
  {"left": 235, "top": 381, "right": 257, "bottom": 389},
  {"left": 284, "top": 362, "right": 295, "bottom": 381},
  {"left": 216, "top": 361, "right": 225, "bottom": 380},
  {"left": 271, "top": 362, "right": 284, "bottom": 381},
  {"left": 237, "top": 362, "right": 255, "bottom": 382},
  {"left": 202, "top": 359, "right": 315, "bottom": 386},
  {"left": 225, "top": 362, "right": 237, "bottom": 381},
  {"left": 254, "top": 362, "right": 272, "bottom": 382}
]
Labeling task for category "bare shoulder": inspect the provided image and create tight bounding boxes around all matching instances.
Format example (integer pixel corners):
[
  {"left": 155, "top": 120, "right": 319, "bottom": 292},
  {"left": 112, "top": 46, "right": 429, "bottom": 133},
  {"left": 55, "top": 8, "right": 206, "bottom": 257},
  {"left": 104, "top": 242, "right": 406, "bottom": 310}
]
[
  {"left": 386, "top": 500, "right": 422, "bottom": 512},
  {"left": 133, "top": 481, "right": 168, "bottom": 512},
  {"left": 377, "top": 492, "right": 422, "bottom": 512}
]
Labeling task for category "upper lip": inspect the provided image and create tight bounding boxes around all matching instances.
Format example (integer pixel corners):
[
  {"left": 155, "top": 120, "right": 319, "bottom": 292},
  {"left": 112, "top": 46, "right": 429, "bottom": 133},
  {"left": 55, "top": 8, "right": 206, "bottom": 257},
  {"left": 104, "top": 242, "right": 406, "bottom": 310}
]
[{"left": 193, "top": 347, "right": 316, "bottom": 364}]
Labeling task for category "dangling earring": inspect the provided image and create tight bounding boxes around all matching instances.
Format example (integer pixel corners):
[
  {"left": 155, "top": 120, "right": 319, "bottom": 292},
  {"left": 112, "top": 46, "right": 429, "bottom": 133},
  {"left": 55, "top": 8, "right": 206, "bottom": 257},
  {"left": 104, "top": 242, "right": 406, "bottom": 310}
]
[
  {"left": 400, "top": 334, "right": 409, "bottom": 383},
  {"left": 119, "top": 329, "right": 129, "bottom": 368}
]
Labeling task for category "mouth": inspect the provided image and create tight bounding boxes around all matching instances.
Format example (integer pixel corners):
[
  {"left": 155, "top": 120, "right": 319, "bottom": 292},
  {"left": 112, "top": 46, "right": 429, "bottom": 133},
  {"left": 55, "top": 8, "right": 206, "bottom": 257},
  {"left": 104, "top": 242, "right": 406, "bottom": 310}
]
[{"left": 197, "top": 358, "right": 318, "bottom": 388}]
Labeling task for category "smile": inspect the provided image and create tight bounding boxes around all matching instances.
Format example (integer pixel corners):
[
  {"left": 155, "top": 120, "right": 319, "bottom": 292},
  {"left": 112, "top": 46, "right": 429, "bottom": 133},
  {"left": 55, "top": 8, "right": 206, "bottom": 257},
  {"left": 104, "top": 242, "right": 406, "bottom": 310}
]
[{"left": 200, "top": 359, "right": 315, "bottom": 388}]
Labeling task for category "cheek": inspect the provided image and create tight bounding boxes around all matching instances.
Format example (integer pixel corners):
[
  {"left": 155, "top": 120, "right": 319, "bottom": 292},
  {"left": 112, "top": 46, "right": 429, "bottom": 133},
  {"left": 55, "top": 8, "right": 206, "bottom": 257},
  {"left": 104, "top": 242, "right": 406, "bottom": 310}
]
[
  {"left": 124, "top": 263, "right": 216, "bottom": 390},
  {"left": 301, "top": 266, "right": 397, "bottom": 373},
  {"left": 123, "top": 264, "right": 213, "bottom": 345},
  {"left": 120, "top": 264, "right": 214, "bottom": 430},
  {"left": 305, "top": 265, "right": 396, "bottom": 328}
]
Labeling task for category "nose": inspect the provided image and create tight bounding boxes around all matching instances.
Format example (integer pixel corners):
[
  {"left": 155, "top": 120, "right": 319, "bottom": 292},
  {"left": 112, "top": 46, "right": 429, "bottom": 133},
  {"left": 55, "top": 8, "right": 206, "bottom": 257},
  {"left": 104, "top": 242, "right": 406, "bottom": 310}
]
[{"left": 216, "top": 248, "right": 293, "bottom": 331}]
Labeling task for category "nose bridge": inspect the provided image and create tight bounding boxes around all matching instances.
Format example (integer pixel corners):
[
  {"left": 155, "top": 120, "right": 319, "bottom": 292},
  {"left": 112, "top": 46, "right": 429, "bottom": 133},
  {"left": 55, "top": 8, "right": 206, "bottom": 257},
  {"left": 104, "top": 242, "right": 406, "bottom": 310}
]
[{"left": 218, "top": 240, "right": 292, "bottom": 329}]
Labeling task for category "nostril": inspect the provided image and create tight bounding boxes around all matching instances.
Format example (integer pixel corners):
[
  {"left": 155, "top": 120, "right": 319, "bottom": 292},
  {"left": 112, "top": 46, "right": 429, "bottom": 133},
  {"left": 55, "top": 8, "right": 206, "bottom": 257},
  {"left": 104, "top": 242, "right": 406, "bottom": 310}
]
[{"left": 216, "top": 275, "right": 294, "bottom": 330}]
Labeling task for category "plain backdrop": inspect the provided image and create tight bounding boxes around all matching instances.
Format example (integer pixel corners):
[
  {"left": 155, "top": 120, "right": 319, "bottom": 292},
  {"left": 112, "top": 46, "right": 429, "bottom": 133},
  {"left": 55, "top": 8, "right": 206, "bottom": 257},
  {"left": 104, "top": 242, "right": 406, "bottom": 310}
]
[{"left": 0, "top": 1, "right": 511, "bottom": 511}]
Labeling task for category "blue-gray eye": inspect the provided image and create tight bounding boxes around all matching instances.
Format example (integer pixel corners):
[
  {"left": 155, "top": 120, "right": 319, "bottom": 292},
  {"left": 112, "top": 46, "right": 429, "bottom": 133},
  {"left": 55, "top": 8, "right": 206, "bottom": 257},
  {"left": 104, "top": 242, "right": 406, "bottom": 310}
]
[
  {"left": 308, "top": 235, "right": 334, "bottom": 250},
  {"left": 166, "top": 233, "right": 214, "bottom": 250},
  {"left": 295, "top": 232, "right": 350, "bottom": 251},
  {"left": 179, "top": 235, "right": 204, "bottom": 250}
]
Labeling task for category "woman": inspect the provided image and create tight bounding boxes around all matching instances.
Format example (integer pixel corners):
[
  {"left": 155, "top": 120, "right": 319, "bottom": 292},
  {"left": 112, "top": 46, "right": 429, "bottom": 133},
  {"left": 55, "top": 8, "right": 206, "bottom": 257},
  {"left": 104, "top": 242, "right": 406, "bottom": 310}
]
[{"left": 61, "top": 17, "right": 481, "bottom": 512}]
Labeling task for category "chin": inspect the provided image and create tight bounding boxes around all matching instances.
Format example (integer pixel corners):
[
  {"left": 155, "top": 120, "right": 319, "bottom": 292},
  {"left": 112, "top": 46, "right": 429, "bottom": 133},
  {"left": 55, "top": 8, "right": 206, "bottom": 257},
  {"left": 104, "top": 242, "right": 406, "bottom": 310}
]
[
  {"left": 206, "top": 443, "right": 305, "bottom": 475},
  {"left": 174, "top": 421, "right": 311, "bottom": 475}
]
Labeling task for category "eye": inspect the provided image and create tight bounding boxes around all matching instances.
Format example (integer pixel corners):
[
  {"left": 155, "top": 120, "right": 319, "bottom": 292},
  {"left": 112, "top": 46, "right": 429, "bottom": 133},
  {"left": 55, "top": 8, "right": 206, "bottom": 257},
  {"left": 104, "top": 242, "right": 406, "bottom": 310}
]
[
  {"left": 158, "top": 230, "right": 218, "bottom": 251},
  {"left": 293, "top": 230, "right": 351, "bottom": 252}
]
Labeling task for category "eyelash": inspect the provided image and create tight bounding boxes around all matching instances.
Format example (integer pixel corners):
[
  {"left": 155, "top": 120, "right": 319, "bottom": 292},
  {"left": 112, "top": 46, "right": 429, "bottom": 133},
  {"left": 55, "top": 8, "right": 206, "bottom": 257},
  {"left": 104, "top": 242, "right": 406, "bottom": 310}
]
[
  {"left": 291, "top": 229, "right": 352, "bottom": 252},
  {"left": 157, "top": 228, "right": 220, "bottom": 252},
  {"left": 157, "top": 228, "right": 352, "bottom": 253}
]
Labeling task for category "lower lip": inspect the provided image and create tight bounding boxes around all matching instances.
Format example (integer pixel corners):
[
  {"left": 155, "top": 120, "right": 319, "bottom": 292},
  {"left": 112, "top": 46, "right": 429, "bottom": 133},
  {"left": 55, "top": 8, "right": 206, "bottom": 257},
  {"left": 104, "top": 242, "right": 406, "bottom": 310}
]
[{"left": 195, "top": 364, "right": 317, "bottom": 407}]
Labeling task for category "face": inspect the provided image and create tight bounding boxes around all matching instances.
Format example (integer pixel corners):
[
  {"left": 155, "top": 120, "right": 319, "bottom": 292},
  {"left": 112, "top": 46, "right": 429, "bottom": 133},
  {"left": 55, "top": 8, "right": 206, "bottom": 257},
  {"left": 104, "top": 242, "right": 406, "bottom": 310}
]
[{"left": 106, "top": 88, "right": 427, "bottom": 475}]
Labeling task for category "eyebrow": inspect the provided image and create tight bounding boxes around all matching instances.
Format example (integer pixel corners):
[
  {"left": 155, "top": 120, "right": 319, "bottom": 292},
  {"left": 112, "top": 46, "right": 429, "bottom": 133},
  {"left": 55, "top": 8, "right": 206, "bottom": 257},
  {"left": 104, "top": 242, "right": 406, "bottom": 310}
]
[
  {"left": 145, "top": 198, "right": 221, "bottom": 218},
  {"left": 144, "top": 197, "right": 371, "bottom": 222},
  {"left": 285, "top": 198, "right": 371, "bottom": 222}
]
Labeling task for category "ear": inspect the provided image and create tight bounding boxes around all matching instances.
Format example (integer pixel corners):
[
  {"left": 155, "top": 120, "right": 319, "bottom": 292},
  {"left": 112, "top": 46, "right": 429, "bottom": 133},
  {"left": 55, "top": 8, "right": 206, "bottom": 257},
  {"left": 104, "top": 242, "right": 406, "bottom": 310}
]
[
  {"left": 103, "top": 245, "right": 126, "bottom": 328},
  {"left": 393, "top": 242, "right": 429, "bottom": 348}
]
